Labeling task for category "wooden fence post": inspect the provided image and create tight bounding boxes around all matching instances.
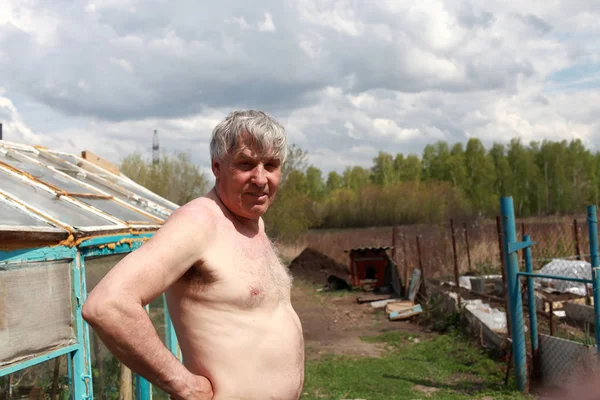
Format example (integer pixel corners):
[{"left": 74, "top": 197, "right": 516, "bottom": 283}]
[
  {"left": 450, "top": 219, "right": 462, "bottom": 308},
  {"left": 463, "top": 222, "right": 473, "bottom": 273}
]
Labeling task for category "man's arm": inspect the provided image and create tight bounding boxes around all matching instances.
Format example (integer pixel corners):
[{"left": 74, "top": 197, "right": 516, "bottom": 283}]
[{"left": 82, "top": 203, "right": 215, "bottom": 399}]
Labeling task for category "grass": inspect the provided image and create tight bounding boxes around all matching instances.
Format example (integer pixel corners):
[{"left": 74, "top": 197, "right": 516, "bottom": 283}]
[{"left": 301, "top": 331, "right": 531, "bottom": 400}]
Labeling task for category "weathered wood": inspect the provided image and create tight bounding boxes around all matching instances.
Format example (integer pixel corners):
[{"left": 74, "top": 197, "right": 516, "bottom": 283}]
[
  {"left": 385, "top": 300, "right": 415, "bottom": 314},
  {"left": 356, "top": 294, "right": 395, "bottom": 304},
  {"left": 60, "top": 192, "right": 112, "bottom": 199},
  {"left": 370, "top": 299, "right": 400, "bottom": 309},
  {"left": 416, "top": 235, "right": 427, "bottom": 297},
  {"left": 450, "top": 219, "right": 462, "bottom": 309},
  {"left": 408, "top": 268, "right": 422, "bottom": 301},
  {"left": 119, "top": 363, "right": 132, "bottom": 400},
  {"left": 81, "top": 150, "right": 120, "bottom": 175},
  {"left": 463, "top": 222, "right": 473, "bottom": 273},
  {"left": 0, "top": 228, "right": 69, "bottom": 250},
  {"left": 402, "top": 233, "right": 409, "bottom": 296},
  {"left": 388, "top": 304, "right": 423, "bottom": 321}
]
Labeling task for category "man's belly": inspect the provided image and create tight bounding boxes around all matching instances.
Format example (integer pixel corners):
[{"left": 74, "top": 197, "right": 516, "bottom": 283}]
[{"left": 169, "top": 300, "right": 305, "bottom": 400}]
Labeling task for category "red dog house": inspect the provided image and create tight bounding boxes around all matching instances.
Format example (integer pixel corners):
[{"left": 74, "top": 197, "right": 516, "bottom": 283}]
[{"left": 345, "top": 246, "right": 401, "bottom": 294}]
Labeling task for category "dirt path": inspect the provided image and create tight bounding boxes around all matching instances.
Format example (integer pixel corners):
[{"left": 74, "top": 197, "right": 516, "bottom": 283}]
[{"left": 291, "top": 279, "right": 426, "bottom": 360}]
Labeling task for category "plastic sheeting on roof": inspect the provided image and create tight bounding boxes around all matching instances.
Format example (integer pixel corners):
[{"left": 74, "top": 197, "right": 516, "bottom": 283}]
[
  {"left": 536, "top": 259, "right": 592, "bottom": 296},
  {"left": 0, "top": 141, "right": 178, "bottom": 239}
]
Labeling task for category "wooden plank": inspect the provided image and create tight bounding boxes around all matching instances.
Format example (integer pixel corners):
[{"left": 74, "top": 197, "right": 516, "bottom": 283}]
[
  {"left": 81, "top": 150, "right": 120, "bottom": 175},
  {"left": 0, "top": 229, "right": 70, "bottom": 250},
  {"left": 408, "top": 269, "right": 422, "bottom": 301},
  {"left": 385, "top": 300, "right": 415, "bottom": 314},
  {"left": 388, "top": 304, "right": 423, "bottom": 321},
  {"left": 356, "top": 294, "right": 395, "bottom": 304},
  {"left": 61, "top": 192, "right": 112, "bottom": 199},
  {"left": 120, "top": 363, "right": 132, "bottom": 400},
  {"left": 370, "top": 299, "right": 400, "bottom": 309}
]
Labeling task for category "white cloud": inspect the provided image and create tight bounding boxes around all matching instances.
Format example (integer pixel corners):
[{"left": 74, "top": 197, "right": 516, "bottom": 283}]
[
  {"left": 0, "top": 97, "right": 44, "bottom": 144},
  {"left": 259, "top": 12, "right": 276, "bottom": 32},
  {"left": 109, "top": 57, "right": 133, "bottom": 73},
  {"left": 226, "top": 16, "right": 250, "bottom": 30},
  {"left": 298, "top": 0, "right": 366, "bottom": 37},
  {"left": 0, "top": 0, "right": 598, "bottom": 178}
]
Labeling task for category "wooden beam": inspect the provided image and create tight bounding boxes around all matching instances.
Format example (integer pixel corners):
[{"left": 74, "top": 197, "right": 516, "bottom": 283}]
[
  {"left": 120, "top": 363, "right": 132, "bottom": 400},
  {"left": 58, "top": 192, "right": 113, "bottom": 200},
  {"left": 0, "top": 231, "right": 70, "bottom": 250},
  {"left": 81, "top": 150, "right": 120, "bottom": 175}
]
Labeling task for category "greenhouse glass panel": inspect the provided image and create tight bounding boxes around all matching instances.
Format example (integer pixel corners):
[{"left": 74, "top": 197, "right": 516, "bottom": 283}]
[
  {"left": 0, "top": 198, "right": 51, "bottom": 227},
  {"left": 85, "top": 254, "right": 128, "bottom": 292},
  {"left": 0, "top": 261, "right": 76, "bottom": 366},
  {"left": 51, "top": 151, "right": 176, "bottom": 211},
  {"left": 0, "top": 152, "right": 95, "bottom": 194},
  {"left": 0, "top": 170, "right": 115, "bottom": 227},
  {"left": 96, "top": 185, "right": 168, "bottom": 220},
  {"left": 119, "top": 180, "right": 179, "bottom": 211},
  {"left": 66, "top": 174, "right": 168, "bottom": 220},
  {"left": 25, "top": 151, "right": 170, "bottom": 219},
  {"left": 1, "top": 355, "right": 70, "bottom": 399},
  {"left": 30, "top": 151, "right": 79, "bottom": 173},
  {"left": 81, "top": 198, "right": 156, "bottom": 223},
  {"left": 50, "top": 152, "right": 112, "bottom": 176}
]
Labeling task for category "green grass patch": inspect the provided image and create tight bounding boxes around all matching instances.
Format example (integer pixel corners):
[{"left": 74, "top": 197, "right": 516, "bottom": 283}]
[{"left": 301, "top": 331, "right": 531, "bottom": 400}]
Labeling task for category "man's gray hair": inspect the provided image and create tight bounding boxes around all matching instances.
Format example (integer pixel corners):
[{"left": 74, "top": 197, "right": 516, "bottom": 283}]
[{"left": 210, "top": 110, "right": 287, "bottom": 163}]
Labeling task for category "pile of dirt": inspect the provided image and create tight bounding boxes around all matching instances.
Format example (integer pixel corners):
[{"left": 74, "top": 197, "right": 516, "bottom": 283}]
[{"left": 288, "top": 247, "right": 349, "bottom": 285}]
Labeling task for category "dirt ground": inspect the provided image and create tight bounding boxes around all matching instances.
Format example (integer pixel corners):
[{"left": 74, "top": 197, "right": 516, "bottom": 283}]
[
  {"left": 287, "top": 247, "right": 427, "bottom": 360},
  {"left": 290, "top": 278, "right": 425, "bottom": 360}
]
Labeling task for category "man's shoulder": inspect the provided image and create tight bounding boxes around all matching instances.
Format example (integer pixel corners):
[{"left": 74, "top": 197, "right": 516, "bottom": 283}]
[{"left": 164, "top": 197, "right": 222, "bottom": 229}]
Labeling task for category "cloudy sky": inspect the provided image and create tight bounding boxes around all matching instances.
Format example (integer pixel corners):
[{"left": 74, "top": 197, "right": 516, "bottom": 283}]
[{"left": 1, "top": 1, "right": 599, "bottom": 178}]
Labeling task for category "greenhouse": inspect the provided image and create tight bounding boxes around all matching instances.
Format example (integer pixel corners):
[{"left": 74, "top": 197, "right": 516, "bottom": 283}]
[{"left": 0, "top": 140, "right": 180, "bottom": 400}]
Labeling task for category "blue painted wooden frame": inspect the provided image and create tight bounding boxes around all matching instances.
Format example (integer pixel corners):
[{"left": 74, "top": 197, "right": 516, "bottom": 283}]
[
  {"left": 0, "top": 232, "right": 182, "bottom": 400},
  {"left": 0, "top": 245, "right": 76, "bottom": 264},
  {"left": 79, "top": 233, "right": 156, "bottom": 400},
  {"left": 0, "top": 245, "right": 91, "bottom": 400}
]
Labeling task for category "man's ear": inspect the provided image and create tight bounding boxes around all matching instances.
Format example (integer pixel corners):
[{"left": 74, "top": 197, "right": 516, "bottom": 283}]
[{"left": 211, "top": 158, "right": 220, "bottom": 178}]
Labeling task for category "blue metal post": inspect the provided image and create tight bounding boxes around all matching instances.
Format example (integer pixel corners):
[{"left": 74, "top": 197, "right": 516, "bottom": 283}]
[
  {"left": 135, "top": 304, "right": 152, "bottom": 400},
  {"left": 135, "top": 375, "right": 152, "bottom": 400},
  {"left": 586, "top": 205, "right": 600, "bottom": 356},
  {"left": 501, "top": 197, "right": 527, "bottom": 392},
  {"left": 523, "top": 234, "right": 538, "bottom": 361}
]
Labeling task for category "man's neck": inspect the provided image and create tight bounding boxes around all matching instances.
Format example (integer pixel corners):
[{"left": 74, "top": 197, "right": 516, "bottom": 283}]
[{"left": 211, "top": 187, "right": 261, "bottom": 234}]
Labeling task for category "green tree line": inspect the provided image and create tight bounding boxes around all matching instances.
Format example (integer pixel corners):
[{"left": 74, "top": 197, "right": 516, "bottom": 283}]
[
  {"left": 120, "top": 137, "right": 599, "bottom": 241},
  {"left": 265, "top": 137, "right": 600, "bottom": 240}
]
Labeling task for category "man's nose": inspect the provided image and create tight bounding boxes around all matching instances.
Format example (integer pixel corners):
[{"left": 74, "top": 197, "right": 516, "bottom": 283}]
[{"left": 252, "top": 165, "right": 268, "bottom": 186}]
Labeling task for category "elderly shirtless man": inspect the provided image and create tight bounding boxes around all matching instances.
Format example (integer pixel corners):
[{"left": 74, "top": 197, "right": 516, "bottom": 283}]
[{"left": 82, "top": 110, "right": 305, "bottom": 400}]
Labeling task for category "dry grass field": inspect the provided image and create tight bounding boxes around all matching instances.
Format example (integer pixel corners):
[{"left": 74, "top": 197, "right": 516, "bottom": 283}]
[{"left": 278, "top": 216, "right": 590, "bottom": 284}]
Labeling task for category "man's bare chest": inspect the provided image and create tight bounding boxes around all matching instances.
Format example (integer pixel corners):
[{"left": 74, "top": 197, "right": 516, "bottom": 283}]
[{"left": 182, "top": 239, "right": 292, "bottom": 309}]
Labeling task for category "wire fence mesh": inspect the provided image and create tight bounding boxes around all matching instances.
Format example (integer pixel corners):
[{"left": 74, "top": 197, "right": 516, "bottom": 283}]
[
  {"left": 286, "top": 215, "right": 597, "bottom": 391},
  {"left": 538, "top": 334, "right": 598, "bottom": 390}
]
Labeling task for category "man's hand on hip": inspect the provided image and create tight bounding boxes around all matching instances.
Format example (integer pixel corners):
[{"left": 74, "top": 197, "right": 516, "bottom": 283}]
[{"left": 171, "top": 375, "right": 213, "bottom": 400}]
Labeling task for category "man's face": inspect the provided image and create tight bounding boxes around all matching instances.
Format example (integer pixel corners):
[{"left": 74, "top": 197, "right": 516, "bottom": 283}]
[{"left": 212, "top": 141, "right": 282, "bottom": 221}]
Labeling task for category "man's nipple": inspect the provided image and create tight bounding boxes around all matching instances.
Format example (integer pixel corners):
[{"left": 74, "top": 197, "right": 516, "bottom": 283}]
[{"left": 251, "top": 288, "right": 260, "bottom": 296}]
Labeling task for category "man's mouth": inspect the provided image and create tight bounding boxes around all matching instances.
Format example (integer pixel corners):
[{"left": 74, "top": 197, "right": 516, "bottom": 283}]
[{"left": 248, "top": 192, "right": 268, "bottom": 198}]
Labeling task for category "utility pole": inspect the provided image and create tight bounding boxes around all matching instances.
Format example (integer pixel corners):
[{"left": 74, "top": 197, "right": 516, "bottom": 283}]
[
  {"left": 0, "top": 122, "right": 3, "bottom": 140},
  {"left": 152, "top": 129, "right": 159, "bottom": 165}
]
